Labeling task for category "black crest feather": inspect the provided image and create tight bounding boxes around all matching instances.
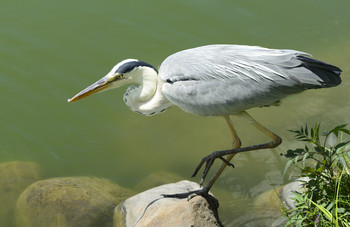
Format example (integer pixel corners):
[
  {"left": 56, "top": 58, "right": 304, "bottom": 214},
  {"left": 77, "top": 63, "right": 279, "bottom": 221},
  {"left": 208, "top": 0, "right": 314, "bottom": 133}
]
[{"left": 115, "top": 60, "right": 157, "bottom": 74}]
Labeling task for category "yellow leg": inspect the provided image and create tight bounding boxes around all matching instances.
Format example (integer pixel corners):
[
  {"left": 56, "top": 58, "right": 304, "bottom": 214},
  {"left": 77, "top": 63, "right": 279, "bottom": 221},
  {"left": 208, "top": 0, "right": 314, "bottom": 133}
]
[
  {"left": 201, "top": 115, "right": 241, "bottom": 188},
  {"left": 224, "top": 115, "right": 242, "bottom": 149},
  {"left": 238, "top": 111, "right": 281, "bottom": 145},
  {"left": 201, "top": 111, "right": 281, "bottom": 192}
]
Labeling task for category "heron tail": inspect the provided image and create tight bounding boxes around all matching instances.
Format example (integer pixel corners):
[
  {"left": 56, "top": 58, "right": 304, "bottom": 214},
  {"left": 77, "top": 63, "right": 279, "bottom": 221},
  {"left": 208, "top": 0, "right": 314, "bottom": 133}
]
[{"left": 297, "top": 55, "right": 342, "bottom": 88}]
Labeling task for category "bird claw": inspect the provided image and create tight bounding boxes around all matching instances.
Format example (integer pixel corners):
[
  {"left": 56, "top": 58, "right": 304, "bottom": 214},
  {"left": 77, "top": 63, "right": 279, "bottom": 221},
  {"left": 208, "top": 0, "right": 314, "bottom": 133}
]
[
  {"left": 162, "top": 187, "right": 219, "bottom": 208},
  {"left": 191, "top": 151, "right": 235, "bottom": 186},
  {"left": 162, "top": 190, "right": 202, "bottom": 200},
  {"left": 219, "top": 156, "right": 235, "bottom": 168}
]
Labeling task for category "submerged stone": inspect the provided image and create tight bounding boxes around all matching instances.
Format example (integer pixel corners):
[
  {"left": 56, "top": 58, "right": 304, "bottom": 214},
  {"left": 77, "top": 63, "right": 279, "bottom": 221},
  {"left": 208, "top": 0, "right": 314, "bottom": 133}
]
[
  {"left": 253, "top": 186, "right": 283, "bottom": 225},
  {"left": 0, "top": 161, "right": 44, "bottom": 226},
  {"left": 253, "top": 177, "right": 309, "bottom": 226},
  {"left": 115, "top": 180, "right": 222, "bottom": 227},
  {"left": 15, "top": 176, "right": 134, "bottom": 227}
]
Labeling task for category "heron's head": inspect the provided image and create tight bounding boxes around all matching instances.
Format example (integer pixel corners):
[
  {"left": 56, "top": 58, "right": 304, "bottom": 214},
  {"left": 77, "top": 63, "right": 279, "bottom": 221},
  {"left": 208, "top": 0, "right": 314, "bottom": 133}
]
[{"left": 68, "top": 59, "right": 157, "bottom": 103}]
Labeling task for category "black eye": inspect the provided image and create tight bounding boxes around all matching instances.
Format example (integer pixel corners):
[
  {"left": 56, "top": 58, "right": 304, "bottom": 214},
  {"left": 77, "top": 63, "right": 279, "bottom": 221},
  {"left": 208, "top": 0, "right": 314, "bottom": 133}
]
[{"left": 116, "top": 74, "right": 123, "bottom": 79}]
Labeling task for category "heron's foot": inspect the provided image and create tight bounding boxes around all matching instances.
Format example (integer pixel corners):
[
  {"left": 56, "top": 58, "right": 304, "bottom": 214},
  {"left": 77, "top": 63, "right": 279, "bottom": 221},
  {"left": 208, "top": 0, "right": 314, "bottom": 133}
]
[
  {"left": 162, "top": 187, "right": 219, "bottom": 208},
  {"left": 192, "top": 150, "right": 235, "bottom": 186}
]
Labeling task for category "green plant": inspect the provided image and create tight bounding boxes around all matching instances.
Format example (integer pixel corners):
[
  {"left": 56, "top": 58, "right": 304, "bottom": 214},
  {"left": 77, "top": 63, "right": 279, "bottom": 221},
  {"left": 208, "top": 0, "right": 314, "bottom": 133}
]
[{"left": 281, "top": 124, "right": 350, "bottom": 226}]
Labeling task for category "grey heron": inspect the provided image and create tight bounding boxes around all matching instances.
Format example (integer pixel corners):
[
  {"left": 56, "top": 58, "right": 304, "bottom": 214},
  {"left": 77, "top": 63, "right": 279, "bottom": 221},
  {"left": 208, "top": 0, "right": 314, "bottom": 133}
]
[{"left": 68, "top": 44, "right": 341, "bottom": 199}]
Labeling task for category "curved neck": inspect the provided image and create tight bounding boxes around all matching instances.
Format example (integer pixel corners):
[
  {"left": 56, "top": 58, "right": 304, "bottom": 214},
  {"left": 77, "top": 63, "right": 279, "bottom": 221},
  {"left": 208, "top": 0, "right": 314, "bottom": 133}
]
[
  {"left": 133, "top": 67, "right": 158, "bottom": 101},
  {"left": 124, "top": 67, "right": 172, "bottom": 116}
]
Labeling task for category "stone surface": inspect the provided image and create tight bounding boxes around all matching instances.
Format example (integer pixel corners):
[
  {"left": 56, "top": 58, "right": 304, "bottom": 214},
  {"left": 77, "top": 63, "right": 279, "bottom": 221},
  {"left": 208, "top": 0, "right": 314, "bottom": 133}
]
[
  {"left": 0, "top": 161, "right": 44, "bottom": 226},
  {"left": 115, "top": 180, "right": 222, "bottom": 227},
  {"left": 280, "top": 177, "right": 309, "bottom": 209},
  {"left": 15, "top": 176, "right": 134, "bottom": 227}
]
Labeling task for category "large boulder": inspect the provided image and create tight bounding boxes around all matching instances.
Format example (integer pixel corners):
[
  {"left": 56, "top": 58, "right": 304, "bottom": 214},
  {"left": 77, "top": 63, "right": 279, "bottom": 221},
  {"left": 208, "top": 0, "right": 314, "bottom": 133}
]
[
  {"left": 0, "top": 161, "right": 44, "bottom": 226},
  {"left": 15, "top": 176, "right": 134, "bottom": 227},
  {"left": 115, "top": 180, "right": 222, "bottom": 227}
]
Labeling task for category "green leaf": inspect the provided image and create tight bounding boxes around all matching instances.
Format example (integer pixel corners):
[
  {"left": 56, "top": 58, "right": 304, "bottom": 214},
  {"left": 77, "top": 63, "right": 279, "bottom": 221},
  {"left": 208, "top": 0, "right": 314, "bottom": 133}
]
[
  {"left": 295, "top": 155, "right": 299, "bottom": 164},
  {"left": 337, "top": 207, "right": 345, "bottom": 213},
  {"left": 302, "top": 166, "right": 316, "bottom": 174},
  {"left": 305, "top": 124, "right": 309, "bottom": 136},
  {"left": 283, "top": 159, "right": 293, "bottom": 176},
  {"left": 314, "top": 123, "right": 321, "bottom": 139},
  {"left": 334, "top": 141, "right": 350, "bottom": 151},
  {"left": 308, "top": 199, "right": 336, "bottom": 224},
  {"left": 281, "top": 148, "right": 304, "bottom": 158},
  {"left": 328, "top": 124, "right": 350, "bottom": 137},
  {"left": 317, "top": 164, "right": 325, "bottom": 173},
  {"left": 302, "top": 152, "right": 309, "bottom": 168},
  {"left": 326, "top": 202, "right": 335, "bottom": 210}
]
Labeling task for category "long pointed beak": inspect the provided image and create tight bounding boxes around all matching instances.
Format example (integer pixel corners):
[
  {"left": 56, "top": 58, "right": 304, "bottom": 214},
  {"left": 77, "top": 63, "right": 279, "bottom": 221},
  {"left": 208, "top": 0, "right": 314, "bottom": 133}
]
[{"left": 68, "top": 76, "right": 113, "bottom": 103}]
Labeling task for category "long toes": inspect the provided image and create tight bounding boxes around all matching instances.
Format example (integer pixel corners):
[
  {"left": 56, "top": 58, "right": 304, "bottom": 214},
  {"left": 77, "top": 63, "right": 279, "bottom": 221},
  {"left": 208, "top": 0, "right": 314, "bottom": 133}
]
[
  {"left": 162, "top": 188, "right": 207, "bottom": 200},
  {"left": 162, "top": 188, "right": 219, "bottom": 208},
  {"left": 191, "top": 157, "right": 207, "bottom": 178},
  {"left": 192, "top": 151, "right": 235, "bottom": 186},
  {"left": 218, "top": 157, "right": 234, "bottom": 168},
  {"left": 162, "top": 191, "right": 195, "bottom": 199},
  {"left": 200, "top": 159, "right": 214, "bottom": 186}
]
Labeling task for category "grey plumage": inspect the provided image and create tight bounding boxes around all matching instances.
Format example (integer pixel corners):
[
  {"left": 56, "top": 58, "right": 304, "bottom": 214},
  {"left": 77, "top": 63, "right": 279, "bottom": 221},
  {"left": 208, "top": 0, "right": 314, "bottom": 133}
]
[{"left": 160, "top": 45, "right": 341, "bottom": 116}]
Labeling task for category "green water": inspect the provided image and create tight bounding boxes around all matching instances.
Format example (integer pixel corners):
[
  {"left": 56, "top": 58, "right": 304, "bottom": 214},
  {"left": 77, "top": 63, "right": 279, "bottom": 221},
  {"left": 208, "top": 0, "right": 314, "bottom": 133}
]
[{"left": 1, "top": 0, "right": 350, "bottom": 225}]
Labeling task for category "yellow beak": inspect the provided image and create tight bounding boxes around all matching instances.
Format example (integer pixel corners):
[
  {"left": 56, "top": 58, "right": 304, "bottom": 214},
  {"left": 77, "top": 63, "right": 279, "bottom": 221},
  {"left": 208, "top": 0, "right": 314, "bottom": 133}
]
[{"left": 68, "top": 76, "right": 113, "bottom": 103}]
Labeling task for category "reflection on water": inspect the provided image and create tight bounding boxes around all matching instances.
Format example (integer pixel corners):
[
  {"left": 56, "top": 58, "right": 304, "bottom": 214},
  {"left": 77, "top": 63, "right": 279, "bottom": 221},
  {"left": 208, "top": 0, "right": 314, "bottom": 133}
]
[{"left": 1, "top": 0, "right": 350, "bottom": 225}]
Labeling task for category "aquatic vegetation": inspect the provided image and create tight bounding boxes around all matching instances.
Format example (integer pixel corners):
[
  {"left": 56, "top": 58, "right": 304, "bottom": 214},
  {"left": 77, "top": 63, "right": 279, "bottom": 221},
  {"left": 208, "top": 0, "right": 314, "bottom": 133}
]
[{"left": 281, "top": 124, "right": 350, "bottom": 226}]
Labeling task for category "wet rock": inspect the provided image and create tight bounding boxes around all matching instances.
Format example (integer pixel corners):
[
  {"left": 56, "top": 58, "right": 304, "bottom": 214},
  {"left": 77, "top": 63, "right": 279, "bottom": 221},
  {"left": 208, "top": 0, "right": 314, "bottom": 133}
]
[
  {"left": 15, "top": 176, "right": 134, "bottom": 227},
  {"left": 115, "top": 180, "right": 222, "bottom": 227},
  {"left": 280, "top": 177, "right": 309, "bottom": 209},
  {"left": 0, "top": 161, "right": 44, "bottom": 226}
]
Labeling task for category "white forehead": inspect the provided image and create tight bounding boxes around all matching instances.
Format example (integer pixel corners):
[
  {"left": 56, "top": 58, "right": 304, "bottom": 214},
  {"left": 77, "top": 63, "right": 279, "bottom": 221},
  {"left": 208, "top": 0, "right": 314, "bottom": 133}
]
[{"left": 110, "top": 59, "right": 139, "bottom": 73}]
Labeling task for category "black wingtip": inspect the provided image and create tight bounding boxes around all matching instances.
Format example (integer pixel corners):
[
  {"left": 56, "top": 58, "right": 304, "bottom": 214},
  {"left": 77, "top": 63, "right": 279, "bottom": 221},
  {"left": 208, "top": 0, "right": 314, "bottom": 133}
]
[{"left": 297, "top": 55, "right": 342, "bottom": 87}]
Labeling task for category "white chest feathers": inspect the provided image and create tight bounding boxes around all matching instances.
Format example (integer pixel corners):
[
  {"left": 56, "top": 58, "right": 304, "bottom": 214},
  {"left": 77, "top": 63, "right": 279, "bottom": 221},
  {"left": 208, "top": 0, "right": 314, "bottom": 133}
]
[{"left": 123, "top": 83, "right": 173, "bottom": 116}]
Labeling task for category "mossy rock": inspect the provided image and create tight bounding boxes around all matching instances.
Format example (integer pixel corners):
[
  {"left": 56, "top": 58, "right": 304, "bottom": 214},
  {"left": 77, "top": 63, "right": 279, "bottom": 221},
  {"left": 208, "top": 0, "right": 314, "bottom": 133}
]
[
  {"left": 0, "top": 161, "right": 44, "bottom": 226},
  {"left": 254, "top": 186, "right": 283, "bottom": 215},
  {"left": 15, "top": 176, "right": 134, "bottom": 227}
]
